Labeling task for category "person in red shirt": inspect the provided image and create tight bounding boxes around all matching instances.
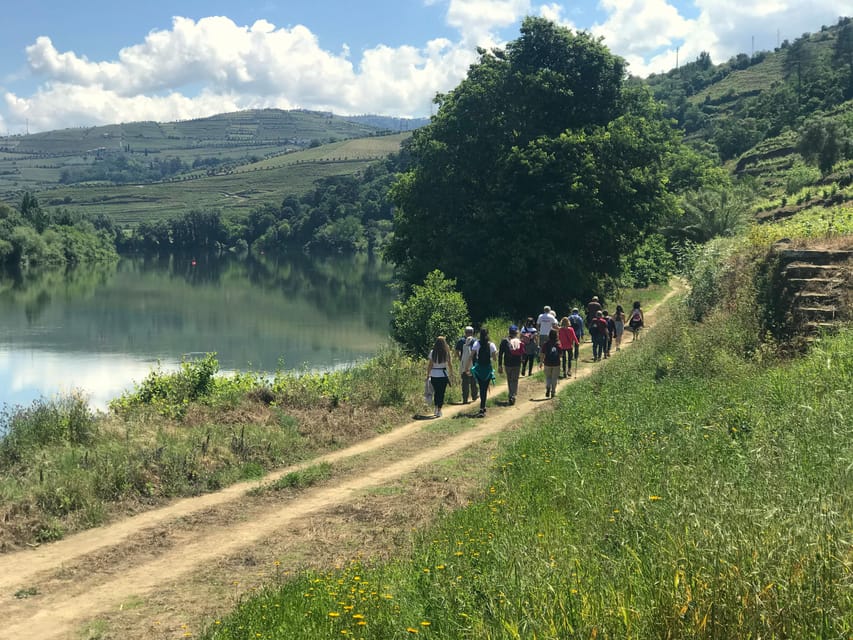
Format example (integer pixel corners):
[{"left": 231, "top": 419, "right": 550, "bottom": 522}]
[{"left": 557, "top": 316, "right": 579, "bottom": 377}]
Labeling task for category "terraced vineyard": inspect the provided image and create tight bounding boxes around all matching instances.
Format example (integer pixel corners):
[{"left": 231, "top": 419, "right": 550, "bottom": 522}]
[{"left": 0, "top": 109, "right": 410, "bottom": 225}]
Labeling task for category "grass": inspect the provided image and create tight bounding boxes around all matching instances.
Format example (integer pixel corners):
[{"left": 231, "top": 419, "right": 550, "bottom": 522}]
[
  {"left": 200, "top": 300, "right": 852, "bottom": 639},
  {"left": 0, "top": 344, "right": 425, "bottom": 550},
  {"left": 251, "top": 463, "right": 334, "bottom": 494}
]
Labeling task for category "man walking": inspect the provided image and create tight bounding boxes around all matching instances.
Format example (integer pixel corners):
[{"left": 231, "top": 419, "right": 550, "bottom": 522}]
[
  {"left": 585, "top": 296, "right": 602, "bottom": 334},
  {"left": 569, "top": 308, "right": 584, "bottom": 360},
  {"left": 537, "top": 305, "right": 558, "bottom": 347},
  {"left": 455, "top": 326, "right": 478, "bottom": 404}
]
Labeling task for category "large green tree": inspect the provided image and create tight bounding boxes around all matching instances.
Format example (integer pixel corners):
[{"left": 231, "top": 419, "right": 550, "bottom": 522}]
[{"left": 386, "top": 17, "right": 678, "bottom": 318}]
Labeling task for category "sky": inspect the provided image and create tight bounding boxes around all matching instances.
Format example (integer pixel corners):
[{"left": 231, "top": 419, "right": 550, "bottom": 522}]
[{"left": 1, "top": 0, "right": 850, "bottom": 134}]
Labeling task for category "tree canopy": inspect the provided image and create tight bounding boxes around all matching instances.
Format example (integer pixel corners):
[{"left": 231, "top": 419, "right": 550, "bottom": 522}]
[{"left": 386, "top": 17, "right": 679, "bottom": 318}]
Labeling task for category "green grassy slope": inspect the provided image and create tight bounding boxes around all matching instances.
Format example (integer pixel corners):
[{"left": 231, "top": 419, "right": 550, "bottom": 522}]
[
  {"left": 1, "top": 116, "right": 408, "bottom": 225},
  {"left": 0, "top": 109, "right": 397, "bottom": 211}
]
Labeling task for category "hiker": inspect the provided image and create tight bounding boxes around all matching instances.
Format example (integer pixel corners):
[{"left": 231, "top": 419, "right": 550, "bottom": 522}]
[
  {"left": 603, "top": 310, "right": 615, "bottom": 358},
  {"left": 520, "top": 317, "right": 538, "bottom": 376},
  {"left": 498, "top": 324, "right": 524, "bottom": 405},
  {"left": 629, "top": 301, "right": 644, "bottom": 341},
  {"left": 558, "top": 317, "right": 579, "bottom": 377},
  {"left": 455, "top": 326, "right": 478, "bottom": 404},
  {"left": 540, "top": 329, "right": 561, "bottom": 398},
  {"left": 613, "top": 305, "right": 626, "bottom": 351},
  {"left": 569, "top": 308, "right": 584, "bottom": 361},
  {"left": 470, "top": 327, "right": 497, "bottom": 416},
  {"left": 590, "top": 310, "right": 609, "bottom": 362},
  {"left": 537, "top": 305, "right": 558, "bottom": 346},
  {"left": 426, "top": 336, "right": 453, "bottom": 417},
  {"left": 585, "top": 296, "right": 602, "bottom": 334}
]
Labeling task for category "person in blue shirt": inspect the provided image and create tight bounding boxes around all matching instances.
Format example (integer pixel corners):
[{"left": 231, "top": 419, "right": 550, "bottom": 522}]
[{"left": 569, "top": 308, "right": 584, "bottom": 361}]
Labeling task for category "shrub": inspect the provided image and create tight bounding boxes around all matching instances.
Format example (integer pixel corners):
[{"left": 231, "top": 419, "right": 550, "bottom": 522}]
[
  {"left": 390, "top": 270, "right": 470, "bottom": 357},
  {"left": 1, "top": 395, "right": 95, "bottom": 464},
  {"left": 110, "top": 353, "right": 219, "bottom": 419},
  {"left": 623, "top": 233, "right": 676, "bottom": 288}
]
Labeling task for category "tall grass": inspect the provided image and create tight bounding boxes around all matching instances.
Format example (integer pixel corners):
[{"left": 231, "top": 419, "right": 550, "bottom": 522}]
[
  {"left": 0, "top": 343, "right": 425, "bottom": 548},
  {"left": 202, "top": 309, "right": 852, "bottom": 639}
]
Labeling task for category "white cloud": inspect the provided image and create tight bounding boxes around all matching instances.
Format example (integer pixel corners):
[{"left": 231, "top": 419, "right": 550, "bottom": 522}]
[
  {"left": 537, "top": 3, "right": 578, "bottom": 31},
  {"left": 3, "top": 1, "right": 852, "bottom": 131},
  {"left": 446, "top": 0, "right": 532, "bottom": 45},
  {"left": 5, "top": 13, "right": 493, "bottom": 132}
]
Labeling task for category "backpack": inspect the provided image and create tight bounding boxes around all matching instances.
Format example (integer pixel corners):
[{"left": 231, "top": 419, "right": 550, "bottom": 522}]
[
  {"left": 569, "top": 314, "right": 583, "bottom": 336},
  {"left": 508, "top": 337, "right": 524, "bottom": 357},
  {"left": 544, "top": 342, "right": 561, "bottom": 366},
  {"left": 629, "top": 308, "right": 643, "bottom": 327},
  {"left": 460, "top": 337, "right": 474, "bottom": 370}
]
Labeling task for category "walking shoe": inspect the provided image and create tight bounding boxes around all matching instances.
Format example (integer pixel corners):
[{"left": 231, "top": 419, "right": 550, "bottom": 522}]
[
  {"left": 434, "top": 408, "right": 441, "bottom": 417},
  {"left": 509, "top": 396, "right": 516, "bottom": 405}
]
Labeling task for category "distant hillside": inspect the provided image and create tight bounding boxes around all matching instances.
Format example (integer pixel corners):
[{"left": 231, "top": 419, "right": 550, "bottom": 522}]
[
  {"left": 18, "top": 134, "right": 409, "bottom": 226},
  {"left": 643, "top": 16, "right": 853, "bottom": 224},
  {"left": 644, "top": 16, "right": 853, "bottom": 163},
  {"left": 343, "top": 115, "right": 430, "bottom": 132},
  {"left": 0, "top": 109, "right": 389, "bottom": 198}
]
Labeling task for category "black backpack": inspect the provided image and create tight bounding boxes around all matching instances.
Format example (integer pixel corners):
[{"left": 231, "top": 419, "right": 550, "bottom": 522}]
[{"left": 544, "top": 342, "right": 561, "bottom": 366}]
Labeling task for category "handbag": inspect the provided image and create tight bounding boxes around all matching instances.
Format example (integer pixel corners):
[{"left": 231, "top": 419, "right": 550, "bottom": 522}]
[{"left": 424, "top": 377, "right": 434, "bottom": 404}]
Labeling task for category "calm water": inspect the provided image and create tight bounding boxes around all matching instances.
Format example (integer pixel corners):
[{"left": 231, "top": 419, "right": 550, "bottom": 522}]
[{"left": 0, "top": 252, "right": 396, "bottom": 411}]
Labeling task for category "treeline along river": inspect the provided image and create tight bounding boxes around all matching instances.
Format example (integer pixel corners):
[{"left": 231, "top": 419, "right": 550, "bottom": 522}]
[{"left": 0, "top": 251, "right": 396, "bottom": 411}]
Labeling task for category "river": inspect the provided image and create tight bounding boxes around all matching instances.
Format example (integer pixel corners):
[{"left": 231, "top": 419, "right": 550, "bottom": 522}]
[{"left": 0, "top": 252, "right": 397, "bottom": 412}]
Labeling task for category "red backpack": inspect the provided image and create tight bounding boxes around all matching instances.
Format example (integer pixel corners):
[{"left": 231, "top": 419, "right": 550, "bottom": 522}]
[{"left": 508, "top": 337, "right": 524, "bottom": 357}]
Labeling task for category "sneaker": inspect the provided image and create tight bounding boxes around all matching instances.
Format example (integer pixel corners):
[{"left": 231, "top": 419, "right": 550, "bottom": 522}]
[
  {"left": 509, "top": 396, "right": 516, "bottom": 406},
  {"left": 434, "top": 408, "right": 442, "bottom": 417}
]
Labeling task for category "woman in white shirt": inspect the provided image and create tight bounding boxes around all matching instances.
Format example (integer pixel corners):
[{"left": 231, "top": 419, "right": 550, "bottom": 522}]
[{"left": 426, "top": 336, "right": 453, "bottom": 417}]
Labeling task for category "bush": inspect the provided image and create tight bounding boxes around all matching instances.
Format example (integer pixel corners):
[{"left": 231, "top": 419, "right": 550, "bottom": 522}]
[
  {"left": 110, "top": 354, "right": 219, "bottom": 419},
  {"left": 1, "top": 395, "right": 95, "bottom": 464},
  {"left": 623, "top": 234, "right": 676, "bottom": 288},
  {"left": 391, "top": 270, "right": 470, "bottom": 357},
  {"left": 683, "top": 237, "right": 741, "bottom": 321}
]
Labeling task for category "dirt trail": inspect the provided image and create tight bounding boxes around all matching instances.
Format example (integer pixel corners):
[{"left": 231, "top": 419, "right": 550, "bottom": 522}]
[{"left": 0, "top": 286, "right": 681, "bottom": 640}]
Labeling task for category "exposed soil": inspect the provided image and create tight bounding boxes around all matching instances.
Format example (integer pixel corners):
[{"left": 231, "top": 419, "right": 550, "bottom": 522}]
[{"left": 0, "top": 287, "right": 680, "bottom": 640}]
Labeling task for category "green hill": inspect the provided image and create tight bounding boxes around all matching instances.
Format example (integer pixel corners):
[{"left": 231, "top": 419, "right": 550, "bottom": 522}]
[
  {"left": 645, "top": 17, "right": 853, "bottom": 226},
  {"left": 0, "top": 110, "right": 413, "bottom": 225},
  {"left": 30, "top": 134, "right": 408, "bottom": 226}
]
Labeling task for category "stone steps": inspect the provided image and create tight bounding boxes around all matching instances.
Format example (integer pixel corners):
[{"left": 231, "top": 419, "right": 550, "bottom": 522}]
[
  {"left": 772, "top": 245, "right": 851, "bottom": 343},
  {"left": 783, "top": 263, "right": 846, "bottom": 279}
]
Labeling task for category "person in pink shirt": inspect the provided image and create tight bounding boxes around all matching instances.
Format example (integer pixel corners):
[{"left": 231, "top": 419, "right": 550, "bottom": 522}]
[{"left": 557, "top": 316, "right": 580, "bottom": 378}]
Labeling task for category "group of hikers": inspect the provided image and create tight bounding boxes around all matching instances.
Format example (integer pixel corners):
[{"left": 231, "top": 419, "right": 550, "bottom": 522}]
[{"left": 425, "top": 297, "right": 645, "bottom": 418}]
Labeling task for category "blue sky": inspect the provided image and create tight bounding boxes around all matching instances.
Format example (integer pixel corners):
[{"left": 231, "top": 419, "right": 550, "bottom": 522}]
[{"left": 1, "top": 0, "right": 849, "bottom": 133}]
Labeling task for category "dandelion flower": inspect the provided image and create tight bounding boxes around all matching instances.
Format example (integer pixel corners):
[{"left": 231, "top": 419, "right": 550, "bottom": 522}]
[
  {"left": 329, "top": 612, "right": 341, "bottom": 618},
  {"left": 421, "top": 621, "right": 432, "bottom": 626},
  {"left": 407, "top": 628, "right": 420, "bottom": 634},
  {"left": 649, "top": 495, "right": 662, "bottom": 501}
]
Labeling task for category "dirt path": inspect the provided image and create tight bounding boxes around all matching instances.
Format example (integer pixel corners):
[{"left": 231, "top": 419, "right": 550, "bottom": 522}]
[{"left": 0, "top": 286, "right": 681, "bottom": 639}]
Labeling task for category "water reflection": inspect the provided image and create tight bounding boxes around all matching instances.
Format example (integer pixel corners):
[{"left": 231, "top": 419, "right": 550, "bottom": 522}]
[{"left": 0, "top": 252, "right": 397, "bottom": 410}]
